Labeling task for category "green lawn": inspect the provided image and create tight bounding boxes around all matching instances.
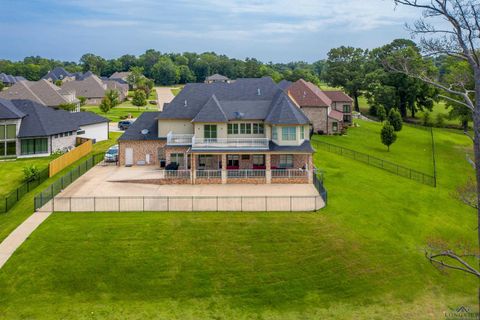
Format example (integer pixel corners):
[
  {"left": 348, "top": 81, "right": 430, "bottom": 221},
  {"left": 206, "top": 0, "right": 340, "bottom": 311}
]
[
  {"left": 0, "top": 132, "right": 121, "bottom": 244},
  {"left": 0, "top": 156, "right": 56, "bottom": 198},
  {"left": 82, "top": 106, "right": 157, "bottom": 122},
  {"left": 171, "top": 87, "right": 183, "bottom": 96},
  {"left": 313, "top": 119, "right": 435, "bottom": 174},
  {"left": 0, "top": 124, "right": 475, "bottom": 319}
]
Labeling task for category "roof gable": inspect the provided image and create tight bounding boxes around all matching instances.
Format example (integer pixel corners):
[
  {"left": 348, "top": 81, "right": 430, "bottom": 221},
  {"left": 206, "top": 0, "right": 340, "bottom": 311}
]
[
  {"left": 192, "top": 94, "right": 228, "bottom": 123},
  {"left": 323, "top": 91, "right": 354, "bottom": 102},
  {"left": 0, "top": 98, "right": 25, "bottom": 119},
  {"left": 287, "top": 79, "right": 332, "bottom": 107},
  {"left": 265, "top": 90, "right": 310, "bottom": 125}
]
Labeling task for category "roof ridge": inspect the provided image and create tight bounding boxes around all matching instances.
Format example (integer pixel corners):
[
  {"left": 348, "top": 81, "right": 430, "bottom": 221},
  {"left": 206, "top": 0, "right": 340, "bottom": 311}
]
[{"left": 18, "top": 81, "right": 45, "bottom": 105}]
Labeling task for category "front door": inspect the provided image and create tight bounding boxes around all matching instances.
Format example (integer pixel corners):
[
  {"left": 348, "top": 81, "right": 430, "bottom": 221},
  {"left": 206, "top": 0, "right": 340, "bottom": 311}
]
[
  {"left": 204, "top": 125, "right": 217, "bottom": 139},
  {"left": 125, "top": 148, "right": 133, "bottom": 166}
]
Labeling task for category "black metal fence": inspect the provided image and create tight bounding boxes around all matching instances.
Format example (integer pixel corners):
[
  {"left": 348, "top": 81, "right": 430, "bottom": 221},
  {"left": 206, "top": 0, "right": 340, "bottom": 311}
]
[
  {"left": 34, "top": 153, "right": 104, "bottom": 211},
  {"left": 0, "top": 167, "right": 49, "bottom": 213},
  {"left": 313, "top": 171, "right": 328, "bottom": 205},
  {"left": 311, "top": 140, "right": 436, "bottom": 187},
  {"left": 35, "top": 195, "right": 326, "bottom": 212}
]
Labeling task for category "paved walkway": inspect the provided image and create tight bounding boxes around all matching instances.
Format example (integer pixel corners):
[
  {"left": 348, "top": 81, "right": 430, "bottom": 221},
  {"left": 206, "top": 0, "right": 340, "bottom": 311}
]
[
  {"left": 0, "top": 211, "right": 52, "bottom": 269},
  {"left": 155, "top": 87, "right": 175, "bottom": 111}
]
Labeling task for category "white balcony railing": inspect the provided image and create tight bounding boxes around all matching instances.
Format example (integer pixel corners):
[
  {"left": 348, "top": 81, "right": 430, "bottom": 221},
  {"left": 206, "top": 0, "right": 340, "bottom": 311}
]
[
  {"left": 192, "top": 137, "right": 269, "bottom": 150},
  {"left": 271, "top": 169, "right": 308, "bottom": 178},
  {"left": 166, "top": 132, "right": 194, "bottom": 146}
]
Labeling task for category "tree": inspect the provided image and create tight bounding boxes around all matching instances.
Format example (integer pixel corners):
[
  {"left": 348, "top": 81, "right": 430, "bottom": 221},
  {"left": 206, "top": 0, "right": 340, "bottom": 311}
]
[
  {"left": 126, "top": 66, "right": 145, "bottom": 89},
  {"left": 54, "top": 79, "right": 62, "bottom": 87},
  {"left": 105, "top": 89, "right": 120, "bottom": 108},
  {"left": 78, "top": 96, "right": 87, "bottom": 107},
  {"left": 132, "top": 89, "right": 147, "bottom": 107},
  {"left": 0, "top": 82, "right": 4, "bottom": 91},
  {"left": 152, "top": 57, "right": 179, "bottom": 85},
  {"left": 393, "top": 0, "right": 480, "bottom": 305},
  {"left": 388, "top": 108, "right": 403, "bottom": 131},
  {"left": 99, "top": 97, "right": 112, "bottom": 114},
  {"left": 381, "top": 121, "right": 397, "bottom": 151},
  {"left": 377, "top": 105, "right": 387, "bottom": 122},
  {"left": 178, "top": 65, "right": 196, "bottom": 84},
  {"left": 57, "top": 103, "right": 77, "bottom": 111},
  {"left": 323, "top": 46, "right": 367, "bottom": 111},
  {"left": 79, "top": 53, "right": 106, "bottom": 75}
]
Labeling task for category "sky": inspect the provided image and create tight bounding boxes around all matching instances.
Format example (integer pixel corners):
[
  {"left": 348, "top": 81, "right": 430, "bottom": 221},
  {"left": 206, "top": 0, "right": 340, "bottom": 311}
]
[{"left": 0, "top": 0, "right": 421, "bottom": 63}]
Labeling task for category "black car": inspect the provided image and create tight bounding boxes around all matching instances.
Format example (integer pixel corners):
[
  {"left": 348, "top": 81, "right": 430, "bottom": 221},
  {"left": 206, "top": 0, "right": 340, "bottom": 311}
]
[{"left": 118, "top": 120, "right": 133, "bottom": 130}]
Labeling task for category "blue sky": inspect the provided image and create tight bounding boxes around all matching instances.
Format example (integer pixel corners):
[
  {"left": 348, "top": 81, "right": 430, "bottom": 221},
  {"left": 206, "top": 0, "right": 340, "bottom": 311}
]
[{"left": 0, "top": 0, "right": 419, "bottom": 63}]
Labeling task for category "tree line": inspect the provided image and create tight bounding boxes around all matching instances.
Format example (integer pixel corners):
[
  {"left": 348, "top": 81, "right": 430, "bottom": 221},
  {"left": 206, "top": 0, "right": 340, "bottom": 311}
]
[{"left": 0, "top": 41, "right": 472, "bottom": 128}]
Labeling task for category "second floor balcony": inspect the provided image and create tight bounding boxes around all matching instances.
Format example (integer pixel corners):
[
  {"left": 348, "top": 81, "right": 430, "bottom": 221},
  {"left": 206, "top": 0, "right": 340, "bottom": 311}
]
[{"left": 192, "top": 136, "right": 269, "bottom": 150}]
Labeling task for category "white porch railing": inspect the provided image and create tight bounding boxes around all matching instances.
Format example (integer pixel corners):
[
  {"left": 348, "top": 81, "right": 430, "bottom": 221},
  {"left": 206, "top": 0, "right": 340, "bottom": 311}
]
[
  {"left": 166, "top": 132, "right": 194, "bottom": 146},
  {"left": 227, "top": 170, "right": 266, "bottom": 178},
  {"left": 196, "top": 170, "right": 222, "bottom": 179},
  {"left": 192, "top": 136, "right": 269, "bottom": 150},
  {"left": 271, "top": 169, "right": 308, "bottom": 178},
  {"left": 163, "top": 170, "right": 191, "bottom": 179}
]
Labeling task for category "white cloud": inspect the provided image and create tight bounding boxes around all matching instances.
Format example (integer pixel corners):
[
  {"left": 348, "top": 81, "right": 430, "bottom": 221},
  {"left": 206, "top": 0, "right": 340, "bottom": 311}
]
[{"left": 70, "top": 19, "right": 139, "bottom": 28}]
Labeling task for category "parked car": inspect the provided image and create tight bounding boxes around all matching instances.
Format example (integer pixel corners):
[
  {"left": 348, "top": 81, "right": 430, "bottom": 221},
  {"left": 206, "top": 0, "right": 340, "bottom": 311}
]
[
  {"left": 104, "top": 145, "right": 119, "bottom": 163},
  {"left": 118, "top": 120, "right": 133, "bottom": 130}
]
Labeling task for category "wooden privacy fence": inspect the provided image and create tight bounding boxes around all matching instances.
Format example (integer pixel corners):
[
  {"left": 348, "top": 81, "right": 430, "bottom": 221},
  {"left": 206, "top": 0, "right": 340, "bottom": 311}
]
[{"left": 49, "top": 140, "right": 93, "bottom": 177}]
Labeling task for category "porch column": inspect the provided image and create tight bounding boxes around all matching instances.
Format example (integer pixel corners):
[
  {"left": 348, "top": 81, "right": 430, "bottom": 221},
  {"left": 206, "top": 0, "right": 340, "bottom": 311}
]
[
  {"left": 192, "top": 154, "right": 196, "bottom": 184},
  {"left": 266, "top": 154, "right": 272, "bottom": 184},
  {"left": 221, "top": 154, "right": 227, "bottom": 184},
  {"left": 307, "top": 154, "right": 313, "bottom": 184}
]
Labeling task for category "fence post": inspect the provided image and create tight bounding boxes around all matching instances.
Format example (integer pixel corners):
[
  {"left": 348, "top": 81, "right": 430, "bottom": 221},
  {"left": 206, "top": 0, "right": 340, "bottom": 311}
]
[
  {"left": 216, "top": 196, "right": 219, "bottom": 212},
  {"left": 290, "top": 196, "right": 292, "bottom": 212},
  {"left": 118, "top": 197, "right": 121, "bottom": 212},
  {"left": 241, "top": 196, "right": 243, "bottom": 212}
]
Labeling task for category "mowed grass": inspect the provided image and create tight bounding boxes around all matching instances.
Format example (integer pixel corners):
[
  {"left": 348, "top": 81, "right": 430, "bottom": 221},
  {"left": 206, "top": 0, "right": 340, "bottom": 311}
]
[
  {"left": 0, "top": 156, "right": 56, "bottom": 197},
  {"left": 0, "top": 125, "right": 476, "bottom": 319},
  {"left": 313, "top": 119, "right": 435, "bottom": 174},
  {"left": 0, "top": 132, "right": 121, "bottom": 244},
  {"left": 82, "top": 106, "right": 157, "bottom": 122}
]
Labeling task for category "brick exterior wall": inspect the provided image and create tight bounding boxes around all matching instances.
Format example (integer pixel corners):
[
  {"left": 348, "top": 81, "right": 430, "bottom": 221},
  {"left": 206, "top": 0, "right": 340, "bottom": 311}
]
[
  {"left": 227, "top": 177, "right": 266, "bottom": 184},
  {"left": 195, "top": 178, "right": 222, "bottom": 184},
  {"left": 165, "top": 146, "right": 190, "bottom": 169},
  {"left": 301, "top": 107, "right": 328, "bottom": 134},
  {"left": 271, "top": 154, "right": 310, "bottom": 169},
  {"left": 51, "top": 134, "right": 76, "bottom": 153},
  {"left": 118, "top": 140, "right": 166, "bottom": 166},
  {"left": 271, "top": 177, "right": 309, "bottom": 184}
]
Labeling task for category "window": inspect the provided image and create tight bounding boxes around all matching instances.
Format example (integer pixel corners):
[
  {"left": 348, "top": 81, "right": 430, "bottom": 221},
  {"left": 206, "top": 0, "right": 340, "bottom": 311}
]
[
  {"left": 227, "top": 155, "right": 239, "bottom": 167},
  {"left": 343, "top": 115, "right": 351, "bottom": 123},
  {"left": 282, "top": 127, "right": 297, "bottom": 141},
  {"left": 272, "top": 126, "right": 278, "bottom": 140},
  {"left": 300, "top": 126, "right": 305, "bottom": 140},
  {"left": 6, "top": 125, "right": 16, "bottom": 139},
  {"left": 240, "top": 123, "right": 252, "bottom": 134},
  {"left": 20, "top": 138, "right": 48, "bottom": 155},
  {"left": 253, "top": 155, "right": 265, "bottom": 166},
  {"left": 241, "top": 155, "right": 250, "bottom": 160},
  {"left": 332, "top": 122, "right": 338, "bottom": 132},
  {"left": 6, "top": 141, "right": 16, "bottom": 156},
  {"left": 170, "top": 153, "right": 184, "bottom": 166},
  {"left": 0, "top": 125, "right": 4, "bottom": 140},
  {"left": 279, "top": 155, "right": 294, "bottom": 168},
  {"left": 253, "top": 123, "right": 264, "bottom": 134},
  {"left": 0, "top": 123, "right": 17, "bottom": 157},
  {"left": 228, "top": 123, "right": 239, "bottom": 135},
  {"left": 198, "top": 155, "right": 213, "bottom": 168},
  {"left": 204, "top": 125, "right": 217, "bottom": 139},
  {"left": 343, "top": 105, "right": 351, "bottom": 113}
]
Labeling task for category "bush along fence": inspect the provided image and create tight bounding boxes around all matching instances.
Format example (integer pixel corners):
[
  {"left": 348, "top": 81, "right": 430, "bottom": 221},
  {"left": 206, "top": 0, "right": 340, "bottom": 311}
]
[
  {"left": 311, "top": 140, "right": 436, "bottom": 187},
  {"left": 34, "top": 153, "right": 104, "bottom": 211},
  {"left": 0, "top": 168, "right": 49, "bottom": 213}
]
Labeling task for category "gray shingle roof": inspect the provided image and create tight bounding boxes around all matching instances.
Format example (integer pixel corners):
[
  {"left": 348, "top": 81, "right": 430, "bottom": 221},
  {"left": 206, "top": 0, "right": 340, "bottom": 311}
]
[
  {"left": 69, "top": 111, "right": 109, "bottom": 126},
  {"left": 109, "top": 72, "right": 131, "bottom": 80},
  {"left": 11, "top": 100, "right": 79, "bottom": 138},
  {"left": 61, "top": 75, "right": 107, "bottom": 99},
  {"left": 192, "top": 95, "right": 228, "bottom": 123},
  {"left": 118, "top": 112, "right": 162, "bottom": 141},
  {"left": 0, "top": 73, "right": 25, "bottom": 85},
  {"left": 42, "top": 67, "right": 73, "bottom": 81},
  {"left": 277, "top": 79, "right": 292, "bottom": 90},
  {"left": 206, "top": 74, "right": 229, "bottom": 81},
  {"left": 159, "top": 77, "right": 307, "bottom": 125},
  {"left": 0, "top": 98, "right": 25, "bottom": 119},
  {"left": 0, "top": 80, "right": 77, "bottom": 107}
]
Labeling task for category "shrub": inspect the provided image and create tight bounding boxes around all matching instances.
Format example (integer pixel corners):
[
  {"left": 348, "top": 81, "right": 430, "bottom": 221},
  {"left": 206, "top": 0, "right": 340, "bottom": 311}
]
[
  {"left": 23, "top": 165, "right": 41, "bottom": 182},
  {"left": 78, "top": 96, "right": 87, "bottom": 106},
  {"left": 376, "top": 105, "right": 387, "bottom": 122},
  {"left": 435, "top": 113, "right": 445, "bottom": 127},
  {"left": 369, "top": 105, "right": 378, "bottom": 116},
  {"left": 58, "top": 103, "right": 77, "bottom": 111},
  {"left": 132, "top": 89, "right": 147, "bottom": 107},
  {"left": 381, "top": 121, "right": 397, "bottom": 151},
  {"left": 388, "top": 109, "right": 403, "bottom": 132}
]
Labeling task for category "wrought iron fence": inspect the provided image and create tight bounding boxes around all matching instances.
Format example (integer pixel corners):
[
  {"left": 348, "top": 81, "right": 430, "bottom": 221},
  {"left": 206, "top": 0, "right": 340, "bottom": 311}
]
[
  {"left": 313, "top": 171, "right": 328, "bottom": 205},
  {"left": 35, "top": 195, "right": 325, "bottom": 212},
  {"left": 311, "top": 140, "right": 436, "bottom": 187},
  {"left": 34, "top": 153, "right": 104, "bottom": 211},
  {"left": 0, "top": 167, "right": 49, "bottom": 213}
]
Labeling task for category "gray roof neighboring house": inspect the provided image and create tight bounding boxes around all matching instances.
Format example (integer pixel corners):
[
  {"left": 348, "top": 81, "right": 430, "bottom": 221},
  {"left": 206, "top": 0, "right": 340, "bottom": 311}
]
[
  {"left": 277, "top": 80, "right": 292, "bottom": 90},
  {"left": 0, "top": 73, "right": 26, "bottom": 85},
  {"left": 0, "top": 80, "right": 78, "bottom": 108},
  {"left": 118, "top": 112, "right": 162, "bottom": 141},
  {"left": 109, "top": 72, "right": 131, "bottom": 80},
  {"left": 61, "top": 75, "right": 107, "bottom": 99},
  {"left": 0, "top": 98, "right": 25, "bottom": 119},
  {"left": 206, "top": 74, "right": 229, "bottom": 82},
  {"left": 42, "top": 67, "right": 73, "bottom": 82}
]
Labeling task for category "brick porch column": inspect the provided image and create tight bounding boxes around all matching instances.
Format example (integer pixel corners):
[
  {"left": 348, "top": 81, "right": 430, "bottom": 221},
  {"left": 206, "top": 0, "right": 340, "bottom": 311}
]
[
  {"left": 307, "top": 154, "right": 313, "bottom": 184},
  {"left": 192, "top": 154, "right": 196, "bottom": 184},
  {"left": 221, "top": 154, "right": 227, "bottom": 184},
  {"left": 266, "top": 154, "right": 271, "bottom": 184}
]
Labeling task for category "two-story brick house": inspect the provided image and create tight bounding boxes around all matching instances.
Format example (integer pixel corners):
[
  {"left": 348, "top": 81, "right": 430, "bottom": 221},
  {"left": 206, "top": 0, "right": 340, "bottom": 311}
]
[
  {"left": 285, "top": 79, "right": 353, "bottom": 134},
  {"left": 118, "top": 77, "right": 315, "bottom": 184}
]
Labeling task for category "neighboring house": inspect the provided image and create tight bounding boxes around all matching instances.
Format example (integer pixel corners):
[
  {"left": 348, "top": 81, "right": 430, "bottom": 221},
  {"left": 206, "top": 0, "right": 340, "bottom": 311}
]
[
  {"left": 61, "top": 74, "right": 127, "bottom": 105},
  {"left": 118, "top": 77, "right": 315, "bottom": 185},
  {"left": 42, "top": 67, "right": 76, "bottom": 83},
  {"left": 0, "top": 80, "right": 80, "bottom": 111},
  {"left": 0, "top": 73, "right": 26, "bottom": 87},
  {"left": 109, "top": 71, "right": 131, "bottom": 82},
  {"left": 277, "top": 79, "right": 292, "bottom": 90},
  {"left": 205, "top": 74, "right": 230, "bottom": 84},
  {"left": 285, "top": 79, "right": 353, "bottom": 135},
  {"left": 0, "top": 98, "right": 109, "bottom": 158}
]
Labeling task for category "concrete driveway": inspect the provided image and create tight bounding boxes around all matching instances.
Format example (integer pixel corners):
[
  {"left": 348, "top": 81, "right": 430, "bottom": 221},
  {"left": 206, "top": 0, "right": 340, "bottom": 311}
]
[{"left": 155, "top": 87, "right": 175, "bottom": 111}]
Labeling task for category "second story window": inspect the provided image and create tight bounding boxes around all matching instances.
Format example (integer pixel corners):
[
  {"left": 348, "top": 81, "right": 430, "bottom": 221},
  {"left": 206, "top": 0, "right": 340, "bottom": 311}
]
[
  {"left": 240, "top": 123, "right": 252, "bottom": 134},
  {"left": 343, "top": 105, "right": 351, "bottom": 113},
  {"left": 204, "top": 125, "right": 217, "bottom": 139},
  {"left": 300, "top": 126, "right": 305, "bottom": 140},
  {"left": 282, "top": 127, "right": 297, "bottom": 141},
  {"left": 228, "top": 123, "right": 239, "bottom": 134},
  {"left": 253, "top": 123, "right": 264, "bottom": 134},
  {"left": 272, "top": 127, "right": 278, "bottom": 140}
]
